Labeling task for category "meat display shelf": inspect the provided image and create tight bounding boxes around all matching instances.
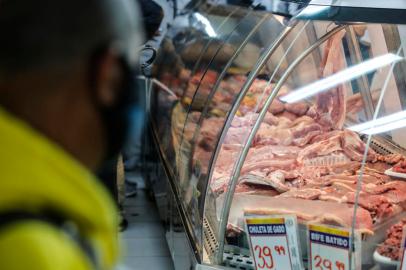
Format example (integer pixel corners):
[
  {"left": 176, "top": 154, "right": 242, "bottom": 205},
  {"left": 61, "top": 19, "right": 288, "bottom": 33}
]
[{"left": 149, "top": 1, "right": 406, "bottom": 269}]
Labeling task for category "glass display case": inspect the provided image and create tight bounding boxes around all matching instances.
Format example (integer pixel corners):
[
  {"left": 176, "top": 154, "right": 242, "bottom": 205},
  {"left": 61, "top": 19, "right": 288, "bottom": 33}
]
[{"left": 150, "top": 1, "right": 406, "bottom": 269}]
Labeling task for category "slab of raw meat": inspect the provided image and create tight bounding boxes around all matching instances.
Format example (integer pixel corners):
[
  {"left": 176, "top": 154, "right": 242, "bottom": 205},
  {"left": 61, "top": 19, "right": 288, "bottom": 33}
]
[
  {"left": 297, "top": 133, "right": 342, "bottom": 163},
  {"left": 240, "top": 158, "right": 297, "bottom": 175},
  {"left": 239, "top": 171, "right": 291, "bottom": 193},
  {"left": 235, "top": 183, "right": 280, "bottom": 196},
  {"left": 340, "top": 129, "right": 377, "bottom": 162},
  {"left": 292, "top": 123, "right": 322, "bottom": 146},
  {"left": 314, "top": 30, "right": 347, "bottom": 130},
  {"left": 318, "top": 186, "right": 349, "bottom": 203},
  {"left": 224, "top": 126, "right": 248, "bottom": 145},
  {"left": 269, "top": 99, "right": 285, "bottom": 114},
  {"left": 254, "top": 123, "right": 293, "bottom": 146},
  {"left": 285, "top": 101, "right": 309, "bottom": 116},
  {"left": 231, "top": 113, "right": 257, "bottom": 128},
  {"left": 365, "top": 162, "right": 392, "bottom": 174},
  {"left": 310, "top": 130, "right": 342, "bottom": 144},
  {"left": 277, "top": 188, "right": 324, "bottom": 200},
  {"left": 364, "top": 181, "right": 406, "bottom": 206},
  {"left": 377, "top": 154, "right": 404, "bottom": 164},
  {"left": 234, "top": 195, "right": 374, "bottom": 234},
  {"left": 248, "top": 145, "right": 300, "bottom": 160},
  {"left": 325, "top": 173, "right": 387, "bottom": 186},
  {"left": 290, "top": 115, "right": 316, "bottom": 126},
  {"left": 298, "top": 130, "right": 376, "bottom": 163},
  {"left": 393, "top": 160, "right": 406, "bottom": 173},
  {"left": 276, "top": 111, "right": 297, "bottom": 121},
  {"left": 345, "top": 193, "right": 397, "bottom": 221}
]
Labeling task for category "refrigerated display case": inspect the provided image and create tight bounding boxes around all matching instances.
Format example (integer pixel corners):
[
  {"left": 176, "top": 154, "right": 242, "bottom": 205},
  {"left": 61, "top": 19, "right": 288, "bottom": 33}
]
[{"left": 149, "top": 1, "right": 406, "bottom": 269}]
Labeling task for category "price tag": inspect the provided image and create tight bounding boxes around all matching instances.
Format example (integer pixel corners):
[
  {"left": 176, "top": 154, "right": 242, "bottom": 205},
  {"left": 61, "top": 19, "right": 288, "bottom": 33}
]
[
  {"left": 308, "top": 224, "right": 360, "bottom": 270},
  {"left": 399, "top": 226, "right": 406, "bottom": 270},
  {"left": 245, "top": 215, "right": 303, "bottom": 270}
]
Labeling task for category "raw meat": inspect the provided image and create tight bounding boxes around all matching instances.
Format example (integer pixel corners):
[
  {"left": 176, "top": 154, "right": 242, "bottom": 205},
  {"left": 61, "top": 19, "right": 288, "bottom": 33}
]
[
  {"left": 285, "top": 101, "right": 309, "bottom": 116},
  {"left": 235, "top": 183, "right": 280, "bottom": 196},
  {"left": 318, "top": 186, "right": 349, "bottom": 203},
  {"left": 240, "top": 158, "right": 297, "bottom": 175},
  {"left": 297, "top": 133, "right": 342, "bottom": 163},
  {"left": 277, "top": 188, "right": 324, "bottom": 200},
  {"left": 313, "top": 30, "right": 347, "bottom": 130},
  {"left": 298, "top": 130, "right": 377, "bottom": 163},
  {"left": 310, "top": 130, "right": 342, "bottom": 144},
  {"left": 377, "top": 154, "right": 404, "bottom": 165},
  {"left": 276, "top": 111, "right": 297, "bottom": 121},
  {"left": 255, "top": 123, "right": 293, "bottom": 146},
  {"left": 393, "top": 160, "right": 406, "bottom": 173},
  {"left": 269, "top": 99, "right": 285, "bottom": 114},
  {"left": 377, "top": 219, "right": 406, "bottom": 260},
  {"left": 364, "top": 181, "right": 406, "bottom": 206},
  {"left": 231, "top": 113, "right": 257, "bottom": 128},
  {"left": 292, "top": 123, "right": 322, "bottom": 146},
  {"left": 224, "top": 127, "right": 248, "bottom": 145},
  {"left": 340, "top": 129, "right": 377, "bottom": 162},
  {"left": 238, "top": 195, "right": 374, "bottom": 234},
  {"left": 240, "top": 171, "right": 290, "bottom": 193},
  {"left": 365, "top": 162, "right": 392, "bottom": 174},
  {"left": 345, "top": 193, "right": 396, "bottom": 221}
]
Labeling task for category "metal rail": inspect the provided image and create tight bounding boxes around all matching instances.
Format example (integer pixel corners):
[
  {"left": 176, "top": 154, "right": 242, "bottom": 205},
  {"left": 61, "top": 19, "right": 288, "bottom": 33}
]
[{"left": 215, "top": 24, "right": 346, "bottom": 264}]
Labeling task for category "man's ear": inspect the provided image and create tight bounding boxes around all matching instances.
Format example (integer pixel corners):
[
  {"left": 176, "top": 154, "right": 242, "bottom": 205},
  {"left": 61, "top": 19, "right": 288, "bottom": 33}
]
[{"left": 93, "top": 49, "right": 123, "bottom": 107}]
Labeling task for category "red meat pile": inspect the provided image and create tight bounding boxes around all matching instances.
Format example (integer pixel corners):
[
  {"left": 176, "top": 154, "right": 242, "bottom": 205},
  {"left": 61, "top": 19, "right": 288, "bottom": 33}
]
[{"left": 378, "top": 218, "right": 406, "bottom": 260}]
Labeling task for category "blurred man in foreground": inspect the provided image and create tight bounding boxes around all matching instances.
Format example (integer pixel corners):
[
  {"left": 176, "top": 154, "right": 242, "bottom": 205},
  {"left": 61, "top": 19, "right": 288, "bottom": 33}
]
[{"left": 0, "top": 0, "right": 142, "bottom": 269}]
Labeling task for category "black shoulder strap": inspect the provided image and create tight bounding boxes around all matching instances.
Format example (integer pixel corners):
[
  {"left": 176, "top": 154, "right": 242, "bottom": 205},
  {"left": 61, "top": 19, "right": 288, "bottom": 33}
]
[{"left": 0, "top": 211, "right": 99, "bottom": 269}]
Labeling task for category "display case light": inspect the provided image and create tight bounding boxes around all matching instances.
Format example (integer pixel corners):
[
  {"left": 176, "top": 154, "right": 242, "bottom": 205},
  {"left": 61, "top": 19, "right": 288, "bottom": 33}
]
[
  {"left": 362, "top": 118, "right": 406, "bottom": 135},
  {"left": 279, "top": 53, "right": 403, "bottom": 103},
  {"left": 349, "top": 110, "right": 406, "bottom": 133},
  {"left": 194, "top": 13, "right": 217, "bottom": 37},
  {"left": 349, "top": 110, "right": 406, "bottom": 135}
]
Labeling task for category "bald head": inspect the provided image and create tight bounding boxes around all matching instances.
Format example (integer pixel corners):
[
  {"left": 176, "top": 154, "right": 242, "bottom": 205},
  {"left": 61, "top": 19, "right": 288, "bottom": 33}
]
[{"left": 0, "top": 0, "right": 141, "bottom": 76}]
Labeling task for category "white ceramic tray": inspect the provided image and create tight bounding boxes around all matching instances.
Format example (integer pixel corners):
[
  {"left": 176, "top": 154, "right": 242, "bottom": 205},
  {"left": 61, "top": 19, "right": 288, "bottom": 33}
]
[
  {"left": 385, "top": 168, "right": 406, "bottom": 179},
  {"left": 373, "top": 250, "right": 399, "bottom": 270}
]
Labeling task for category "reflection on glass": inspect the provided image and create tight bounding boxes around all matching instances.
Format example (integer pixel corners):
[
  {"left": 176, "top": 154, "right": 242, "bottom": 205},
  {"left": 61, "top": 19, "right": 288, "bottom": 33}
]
[{"left": 280, "top": 54, "right": 403, "bottom": 104}]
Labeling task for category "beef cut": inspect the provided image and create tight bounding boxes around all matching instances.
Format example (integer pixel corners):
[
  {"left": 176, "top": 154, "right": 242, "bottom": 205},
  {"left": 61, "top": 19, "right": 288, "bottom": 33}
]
[
  {"left": 314, "top": 30, "right": 347, "bottom": 130},
  {"left": 285, "top": 101, "right": 309, "bottom": 116},
  {"left": 340, "top": 129, "right": 377, "bottom": 162}
]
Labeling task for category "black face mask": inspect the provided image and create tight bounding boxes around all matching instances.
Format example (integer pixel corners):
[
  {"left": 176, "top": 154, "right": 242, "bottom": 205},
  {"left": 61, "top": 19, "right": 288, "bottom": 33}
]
[{"left": 89, "top": 50, "right": 143, "bottom": 164}]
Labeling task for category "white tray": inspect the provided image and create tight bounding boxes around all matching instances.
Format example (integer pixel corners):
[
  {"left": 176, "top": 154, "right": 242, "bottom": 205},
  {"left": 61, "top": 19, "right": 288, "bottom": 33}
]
[
  {"left": 373, "top": 250, "right": 399, "bottom": 270},
  {"left": 385, "top": 168, "right": 406, "bottom": 179}
]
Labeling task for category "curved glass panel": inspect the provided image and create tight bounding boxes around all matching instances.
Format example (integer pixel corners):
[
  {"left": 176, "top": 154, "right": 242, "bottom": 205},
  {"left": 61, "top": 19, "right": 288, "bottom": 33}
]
[{"left": 216, "top": 20, "right": 406, "bottom": 268}]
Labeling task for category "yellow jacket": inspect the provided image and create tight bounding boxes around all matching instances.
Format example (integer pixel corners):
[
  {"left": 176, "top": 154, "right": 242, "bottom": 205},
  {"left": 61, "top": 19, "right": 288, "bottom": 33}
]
[{"left": 0, "top": 108, "right": 119, "bottom": 270}]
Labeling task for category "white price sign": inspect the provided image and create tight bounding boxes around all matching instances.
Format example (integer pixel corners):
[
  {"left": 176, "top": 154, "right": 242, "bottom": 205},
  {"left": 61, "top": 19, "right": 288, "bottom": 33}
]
[
  {"left": 308, "top": 224, "right": 360, "bottom": 270},
  {"left": 245, "top": 215, "right": 302, "bottom": 270}
]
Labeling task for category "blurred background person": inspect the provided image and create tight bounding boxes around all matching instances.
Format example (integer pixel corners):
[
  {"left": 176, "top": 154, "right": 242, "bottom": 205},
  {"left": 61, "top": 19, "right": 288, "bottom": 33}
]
[
  {"left": 123, "top": 0, "right": 164, "bottom": 197},
  {"left": 0, "top": 0, "right": 142, "bottom": 269}
]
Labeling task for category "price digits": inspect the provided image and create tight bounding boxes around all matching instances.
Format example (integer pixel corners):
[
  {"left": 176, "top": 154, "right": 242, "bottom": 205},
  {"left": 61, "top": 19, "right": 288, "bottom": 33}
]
[
  {"left": 314, "top": 255, "right": 345, "bottom": 270},
  {"left": 254, "top": 245, "right": 287, "bottom": 269}
]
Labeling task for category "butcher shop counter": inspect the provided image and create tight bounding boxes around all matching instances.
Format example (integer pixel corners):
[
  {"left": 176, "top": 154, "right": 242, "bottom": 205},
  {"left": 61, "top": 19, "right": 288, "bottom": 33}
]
[{"left": 149, "top": 0, "right": 406, "bottom": 269}]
